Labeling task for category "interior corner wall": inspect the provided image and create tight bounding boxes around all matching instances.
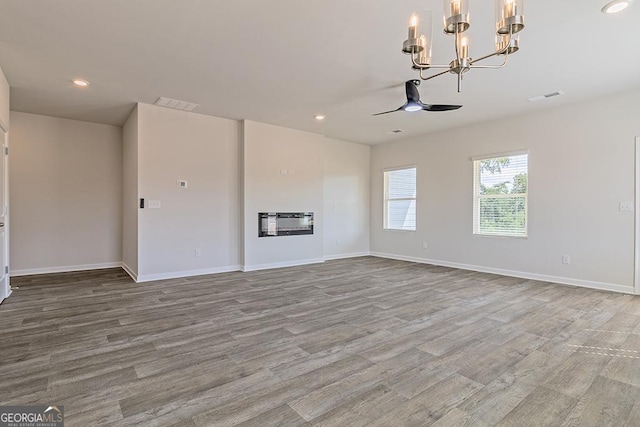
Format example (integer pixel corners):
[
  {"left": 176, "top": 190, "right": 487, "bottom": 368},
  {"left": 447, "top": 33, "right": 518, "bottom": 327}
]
[
  {"left": 370, "top": 89, "right": 640, "bottom": 293},
  {"left": 135, "top": 103, "right": 240, "bottom": 281},
  {"left": 122, "top": 105, "right": 139, "bottom": 278},
  {"left": 0, "top": 66, "right": 9, "bottom": 131},
  {"left": 242, "top": 120, "right": 324, "bottom": 270},
  {"left": 9, "top": 112, "right": 123, "bottom": 274},
  {"left": 323, "top": 137, "right": 371, "bottom": 259}
]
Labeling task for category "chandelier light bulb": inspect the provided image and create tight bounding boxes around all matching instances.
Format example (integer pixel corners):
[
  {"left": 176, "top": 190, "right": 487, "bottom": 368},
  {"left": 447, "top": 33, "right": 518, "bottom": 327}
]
[
  {"left": 460, "top": 37, "right": 469, "bottom": 58},
  {"left": 451, "top": 0, "right": 461, "bottom": 16},
  {"left": 408, "top": 14, "right": 419, "bottom": 39}
]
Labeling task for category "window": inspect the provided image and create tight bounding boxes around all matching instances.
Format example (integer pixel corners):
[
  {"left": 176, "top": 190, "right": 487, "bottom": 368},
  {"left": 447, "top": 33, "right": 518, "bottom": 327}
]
[
  {"left": 384, "top": 166, "right": 416, "bottom": 231},
  {"left": 473, "top": 152, "right": 528, "bottom": 237}
]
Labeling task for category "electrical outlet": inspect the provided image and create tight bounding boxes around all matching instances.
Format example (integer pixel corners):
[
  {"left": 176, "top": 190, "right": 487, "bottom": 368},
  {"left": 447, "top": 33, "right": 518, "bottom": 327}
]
[
  {"left": 562, "top": 255, "right": 570, "bottom": 265},
  {"left": 195, "top": 248, "right": 201, "bottom": 257},
  {"left": 422, "top": 242, "right": 428, "bottom": 249}
]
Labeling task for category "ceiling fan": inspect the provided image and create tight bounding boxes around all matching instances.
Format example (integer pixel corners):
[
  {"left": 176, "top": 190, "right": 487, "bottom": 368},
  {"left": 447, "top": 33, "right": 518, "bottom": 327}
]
[{"left": 373, "top": 79, "right": 462, "bottom": 116}]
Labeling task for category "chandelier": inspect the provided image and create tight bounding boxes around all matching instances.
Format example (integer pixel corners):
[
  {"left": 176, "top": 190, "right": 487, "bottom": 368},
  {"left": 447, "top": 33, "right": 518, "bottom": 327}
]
[{"left": 402, "top": 0, "right": 525, "bottom": 92}]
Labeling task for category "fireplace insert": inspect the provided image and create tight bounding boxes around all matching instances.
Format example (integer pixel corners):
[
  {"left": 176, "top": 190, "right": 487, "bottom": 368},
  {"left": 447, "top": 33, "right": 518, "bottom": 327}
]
[{"left": 259, "top": 212, "right": 314, "bottom": 237}]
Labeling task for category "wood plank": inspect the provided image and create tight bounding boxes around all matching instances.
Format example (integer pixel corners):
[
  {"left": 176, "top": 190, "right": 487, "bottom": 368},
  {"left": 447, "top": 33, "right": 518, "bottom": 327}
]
[{"left": 3, "top": 257, "right": 639, "bottom": 426}]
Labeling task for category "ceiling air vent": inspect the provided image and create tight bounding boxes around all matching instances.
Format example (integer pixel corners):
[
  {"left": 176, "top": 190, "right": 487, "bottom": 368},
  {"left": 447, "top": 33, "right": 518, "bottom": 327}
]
[
  {"left": 526, "top": 91, "right": 565, "bottom": 103},
  {"left": 154, "top": 97, "right": 199, "bottom": 111}
]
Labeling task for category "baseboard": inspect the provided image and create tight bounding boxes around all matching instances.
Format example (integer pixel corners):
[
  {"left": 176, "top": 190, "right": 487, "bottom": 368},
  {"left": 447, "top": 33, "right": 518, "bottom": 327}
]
[
  {"left": 136, "top": 265, "right": 242, "bottom": 283},
  {"left": 324, "top": 251, "right": 371, "bottom": 261},
  {"left": 121, "top": 262, "right": 138, "bottom": 282},
  {"left": 10, "top": 262, "right": 123, "bottom": 277},
  {"left": 242, "top": 258, "right": 325, "bottom": 272},
  {"left": 370, "top": 252, "right": 634, "bottom": 295}
]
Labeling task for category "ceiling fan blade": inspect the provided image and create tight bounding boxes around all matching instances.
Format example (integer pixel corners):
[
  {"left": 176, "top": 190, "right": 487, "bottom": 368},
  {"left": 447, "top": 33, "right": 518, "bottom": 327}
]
[
  {"left": 372, "top": 107, "right": 403, "bottom": 116},
  {"left": 422, "top": 104, "right": 463, "bottom": 112},
  {"left": 405, "top": 80, "right": 421, "bottom": 103}
]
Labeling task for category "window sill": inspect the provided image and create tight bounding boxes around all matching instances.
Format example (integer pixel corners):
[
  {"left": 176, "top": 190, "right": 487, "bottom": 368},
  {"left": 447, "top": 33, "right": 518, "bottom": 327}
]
[{"left": 473, "top": 233, "right": 528, "bottom": 240}]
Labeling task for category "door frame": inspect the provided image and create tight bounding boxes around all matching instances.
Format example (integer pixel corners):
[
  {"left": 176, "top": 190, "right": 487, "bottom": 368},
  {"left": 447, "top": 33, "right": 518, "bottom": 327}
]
[
  {"left": 635, "top": 136, "right": 640, "bottom": 295},
  {"left": 0, "top": 121, "right": 8, "bottom": 302}
]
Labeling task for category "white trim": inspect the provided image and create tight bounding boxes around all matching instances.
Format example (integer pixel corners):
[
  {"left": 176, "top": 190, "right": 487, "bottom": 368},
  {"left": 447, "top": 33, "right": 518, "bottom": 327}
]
[
  {"left": 121, "top": 262, "right": 138, "bottom": 282},
  {"left": 471, "top": 149, "right": 529, "bottom": 162},
  {"left": 473, "top": 152, "right": 528, "bottom": 237},
  {"left": 242, "top": 258, "right": 324, "bottom": 272},
  {"left": 323, "top": 251, "right": 371, "bottom": 261},
  {"left": 635, "top": 136, "right": 640, "bottom": 295},
  {"left": 10, "top": 262, "right": 123, "bottom": 277},
  {"left": 384, "top": 166, "right": 417, "bottom": 232},
  {"left": 383, "top": 164, "right": 417, "bottom": 173},
  {"left": 136, "top": 265, "right": 242, "bottom": 283},
  {"left": 370, "top": 252, "right": 634, "bottom": 295}
]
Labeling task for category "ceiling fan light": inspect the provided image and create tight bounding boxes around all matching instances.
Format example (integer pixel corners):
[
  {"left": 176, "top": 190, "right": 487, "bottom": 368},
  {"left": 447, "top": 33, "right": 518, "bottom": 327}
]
[
  {"left": 601, "top": 0, "right": 631, "bottom": 13},
  {"left": 404, "top": 104, "right": 423, "bottom": 112}
]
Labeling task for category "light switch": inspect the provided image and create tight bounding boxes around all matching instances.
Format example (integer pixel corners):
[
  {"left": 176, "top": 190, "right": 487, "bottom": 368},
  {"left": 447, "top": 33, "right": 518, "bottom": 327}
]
[
  {"left": 148, "top": 200, "right": 161, "bottom": 209},
  {"left": 620, "top": 202, "right": 633, "bottom": 212}
]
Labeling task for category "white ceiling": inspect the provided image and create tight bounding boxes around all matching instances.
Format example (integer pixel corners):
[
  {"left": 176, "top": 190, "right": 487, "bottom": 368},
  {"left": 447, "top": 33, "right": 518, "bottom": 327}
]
[{"left": 0, "top": 0, "right": 639, "bottom": 145}]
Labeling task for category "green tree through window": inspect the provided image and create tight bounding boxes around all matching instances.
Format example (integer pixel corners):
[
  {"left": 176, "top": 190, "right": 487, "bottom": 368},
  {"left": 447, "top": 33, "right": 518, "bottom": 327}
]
[{"left": 474, "top": 153, "right": 528, "bottom": 236}]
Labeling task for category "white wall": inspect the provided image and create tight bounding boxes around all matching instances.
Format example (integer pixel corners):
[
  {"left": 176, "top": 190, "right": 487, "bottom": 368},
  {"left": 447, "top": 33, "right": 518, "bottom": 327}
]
[
  {"left": 122, "top": 105, "right": 138, "bottom": 277},
  {"left": 135, "top": 103, "right": 240, "bottom": 281},
  {"left": 323, "top": 137, "right": 370, "bottom": 260},
  {"left": 10, "top": 112, "right": 122, "bottom": 274},
  {"left": 242, "top": 120, "right": 325, "bottom": 270},
  {"left": 371, "top": 90, "right": 640, "bottom": 293}
]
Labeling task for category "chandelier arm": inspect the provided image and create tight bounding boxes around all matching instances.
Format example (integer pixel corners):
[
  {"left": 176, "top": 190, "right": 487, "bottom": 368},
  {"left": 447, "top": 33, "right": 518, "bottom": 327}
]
[
  {"left": 469, "top": 55, "right": 509, "bottom": 69},
  {"left": 410, "top": 55, "right": 454, "bottom": 70},
  {"left": 470, "top": 28, "right": 513, "bottom": 65},
  {"left": 419, "top": 68, "right": 451, "bottom": 81},
  {"left": 454, "top": 26, "right": 461, "bottom": 64},
  {"left": 469, "top": 51, "right": 502, "bottom": 65}
]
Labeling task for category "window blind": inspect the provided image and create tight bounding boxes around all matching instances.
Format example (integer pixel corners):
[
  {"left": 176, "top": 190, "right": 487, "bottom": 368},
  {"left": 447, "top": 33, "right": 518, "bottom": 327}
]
[
  {"left": 473, "top": 153, "right": 528, "bottom": 237},
  {"left": 384, "top": 167, "right": 416, "bottom": 231}
]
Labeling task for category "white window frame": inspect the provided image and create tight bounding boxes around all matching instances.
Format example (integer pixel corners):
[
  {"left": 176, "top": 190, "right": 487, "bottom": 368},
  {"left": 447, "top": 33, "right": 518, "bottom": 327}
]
[
  {"left": 383, "top": 165, "right": 417, "bottom": 232},
  {"left": 472, "top": 150, "right": 528, "bottom": 238}
]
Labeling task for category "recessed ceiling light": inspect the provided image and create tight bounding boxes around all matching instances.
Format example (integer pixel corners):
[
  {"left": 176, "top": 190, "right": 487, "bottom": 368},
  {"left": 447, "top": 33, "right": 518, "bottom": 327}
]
[
  {"left": 601, "top": 0, "right": 632, "bottom": 14},
  {"left": 72, "top": 79, "right": 90, "bottom": 87},
  {"left": 315, "top": 115, "right": 326, "bottom": 121}
]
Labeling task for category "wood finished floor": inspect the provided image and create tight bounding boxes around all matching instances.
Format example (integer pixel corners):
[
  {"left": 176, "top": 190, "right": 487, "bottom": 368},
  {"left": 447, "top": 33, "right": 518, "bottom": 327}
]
[{"left": 3, "top": 257, "right": 640, "bottom": 426}]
